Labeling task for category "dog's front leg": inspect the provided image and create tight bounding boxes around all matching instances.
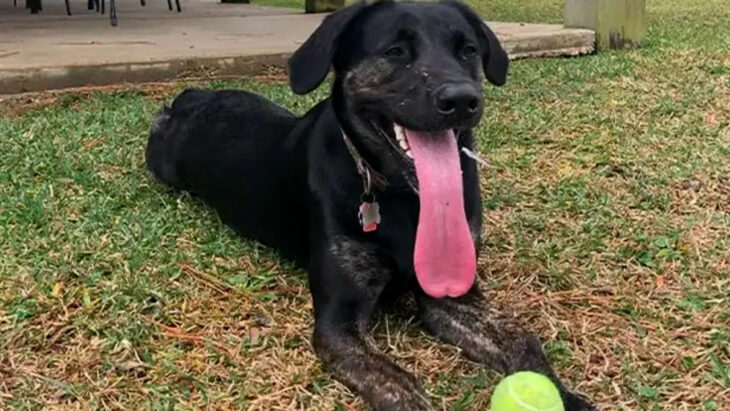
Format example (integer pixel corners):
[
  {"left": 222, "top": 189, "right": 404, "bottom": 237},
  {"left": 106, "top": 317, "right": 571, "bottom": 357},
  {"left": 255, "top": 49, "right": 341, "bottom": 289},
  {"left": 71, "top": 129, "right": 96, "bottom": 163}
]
[
  {"left": 310, "top": 236, "right": 434, "bottom": 411},
  {"left": 314, "top": 327, "right": 433, "bottom": 411},
  {"left": 416, "top": 287, "right": 597, "bottom": 411}
]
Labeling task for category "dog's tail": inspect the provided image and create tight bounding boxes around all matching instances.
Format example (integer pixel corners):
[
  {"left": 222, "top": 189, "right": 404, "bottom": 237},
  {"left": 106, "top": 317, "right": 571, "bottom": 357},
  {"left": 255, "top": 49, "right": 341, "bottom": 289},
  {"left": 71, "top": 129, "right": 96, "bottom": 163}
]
[{"left": 145, "top": 104, "right": 182, "bottom": 188}]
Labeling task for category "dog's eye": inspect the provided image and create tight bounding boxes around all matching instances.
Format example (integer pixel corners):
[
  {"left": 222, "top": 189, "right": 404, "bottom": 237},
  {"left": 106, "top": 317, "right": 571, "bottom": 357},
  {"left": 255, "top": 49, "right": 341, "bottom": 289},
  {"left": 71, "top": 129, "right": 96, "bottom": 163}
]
[
  {"left": 385, "top": 46, "right": 406, "bottom": 58},
  {"left": 461, "top": 45, "right": 478, "bottom": 58}
]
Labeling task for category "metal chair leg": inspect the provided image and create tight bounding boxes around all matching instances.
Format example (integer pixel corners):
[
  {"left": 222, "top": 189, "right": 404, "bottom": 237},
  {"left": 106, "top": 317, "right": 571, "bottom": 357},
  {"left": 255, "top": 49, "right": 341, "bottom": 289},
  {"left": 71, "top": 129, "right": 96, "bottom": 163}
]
[
  {"left": 175, "top": 0, "right": 180, "bottom": 12},
  {"left": 64, "top": 0, "right": 71, "bottom": 15},
  {"left": 140, "top": 0, "right": 145, "bottom": 6},
  {"left": 109, "top": 0, "right": 117, "bottom": 26},
  {"left": 101, "top": 0, "right": 104, "bottom": 14}
]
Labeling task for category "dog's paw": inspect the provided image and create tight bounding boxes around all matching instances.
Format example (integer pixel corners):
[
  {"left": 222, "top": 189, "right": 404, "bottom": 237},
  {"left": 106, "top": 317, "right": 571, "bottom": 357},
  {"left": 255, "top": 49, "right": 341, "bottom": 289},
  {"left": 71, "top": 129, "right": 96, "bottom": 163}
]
[{"left": 563, "top": 391, "right": 599, "bottom": 411}]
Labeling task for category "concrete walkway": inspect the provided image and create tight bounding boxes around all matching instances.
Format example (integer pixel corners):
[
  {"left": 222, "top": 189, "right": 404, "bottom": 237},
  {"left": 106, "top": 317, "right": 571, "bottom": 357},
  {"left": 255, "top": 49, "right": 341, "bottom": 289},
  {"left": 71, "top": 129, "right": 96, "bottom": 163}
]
[{"left": 0, "top": 0, "right": 594, "bottom": 94}]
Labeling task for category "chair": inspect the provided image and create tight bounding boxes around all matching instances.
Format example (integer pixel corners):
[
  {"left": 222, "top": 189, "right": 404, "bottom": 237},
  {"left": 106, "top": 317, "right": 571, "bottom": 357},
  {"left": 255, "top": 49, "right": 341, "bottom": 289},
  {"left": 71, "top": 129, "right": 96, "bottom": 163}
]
[
  {"left": 24, "top": 0, "right": 70, "bottom": 15},
  {"left": 25, "top": 0, "right": 40, "bottom": 13},
  {"left": 20, "top": 0, "right": 179, "bottom": 27},
  {"left": 167, "top": 0, "right": 181, "bottom": 12}
]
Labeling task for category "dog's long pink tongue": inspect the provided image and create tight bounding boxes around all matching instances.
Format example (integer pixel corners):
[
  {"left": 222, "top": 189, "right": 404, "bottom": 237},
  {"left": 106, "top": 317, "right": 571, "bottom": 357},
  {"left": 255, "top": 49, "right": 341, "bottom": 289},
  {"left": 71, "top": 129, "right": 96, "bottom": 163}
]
[{"left": 406, "top": 128, "right": 476, "bottom": 298}]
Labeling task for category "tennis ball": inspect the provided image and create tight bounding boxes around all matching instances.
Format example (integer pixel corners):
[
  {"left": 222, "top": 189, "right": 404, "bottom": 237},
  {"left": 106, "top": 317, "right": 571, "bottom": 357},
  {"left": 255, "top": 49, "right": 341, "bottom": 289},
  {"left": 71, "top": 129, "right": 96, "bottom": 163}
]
[{"left": 490, "top": 371, "right": 564, "bottom": 411}]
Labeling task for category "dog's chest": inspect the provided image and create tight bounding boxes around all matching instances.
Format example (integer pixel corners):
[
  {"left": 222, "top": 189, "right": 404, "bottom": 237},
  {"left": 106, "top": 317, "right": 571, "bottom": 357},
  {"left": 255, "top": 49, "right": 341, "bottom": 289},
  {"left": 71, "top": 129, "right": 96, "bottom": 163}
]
[{"left": 366, "top": 194, "right": 419, "bottom": 274}]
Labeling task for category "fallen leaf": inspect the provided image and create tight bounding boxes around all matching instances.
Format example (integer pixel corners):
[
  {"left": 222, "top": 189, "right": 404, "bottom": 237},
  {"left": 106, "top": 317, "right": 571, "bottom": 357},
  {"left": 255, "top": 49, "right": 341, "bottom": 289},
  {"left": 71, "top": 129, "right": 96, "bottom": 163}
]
[
  {"left": 705, "top": 110, "right": 718, "bottom": 128},
  {"left": 52, "top": 282, "right": 64, "bottom": 298},
  {"left": 249, "top": 327, "right": 261, "bottom": 345},
  {"left": 117, "top": 361, "right": 147, "bottom": 371}
]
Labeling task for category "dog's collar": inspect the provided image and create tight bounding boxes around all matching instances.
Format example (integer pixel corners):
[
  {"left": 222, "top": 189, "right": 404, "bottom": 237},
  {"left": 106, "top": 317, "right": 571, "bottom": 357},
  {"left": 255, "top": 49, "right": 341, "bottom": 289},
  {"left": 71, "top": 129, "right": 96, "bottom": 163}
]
[
  {"left": 341, "top": 130, "right": 387, "bottom": 232},
  {"left": 341, "top": 131, "right": 388, "bottom": 194}
]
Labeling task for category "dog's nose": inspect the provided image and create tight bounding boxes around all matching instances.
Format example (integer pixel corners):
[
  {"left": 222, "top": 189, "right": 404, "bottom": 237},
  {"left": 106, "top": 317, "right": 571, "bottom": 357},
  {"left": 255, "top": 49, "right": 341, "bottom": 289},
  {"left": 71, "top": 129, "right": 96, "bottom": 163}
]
[{"left": 434, "top": 84, "right": 481, "bottom": 118}]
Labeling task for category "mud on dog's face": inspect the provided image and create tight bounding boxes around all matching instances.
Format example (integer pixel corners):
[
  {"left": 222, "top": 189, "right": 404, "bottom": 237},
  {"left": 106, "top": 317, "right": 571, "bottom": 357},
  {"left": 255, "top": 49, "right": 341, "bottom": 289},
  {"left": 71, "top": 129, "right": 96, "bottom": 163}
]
[{"left": 288, "top": 0, "right": 509, "bottom": 134}]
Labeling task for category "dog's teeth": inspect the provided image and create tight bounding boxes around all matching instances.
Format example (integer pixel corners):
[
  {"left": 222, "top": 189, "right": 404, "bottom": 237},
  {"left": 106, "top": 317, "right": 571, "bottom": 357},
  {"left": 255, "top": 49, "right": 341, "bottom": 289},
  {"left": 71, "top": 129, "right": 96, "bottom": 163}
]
[
  {"left": 405, "top": 149, "right": 413, "bottom": 159},
  {"left": 393, "top": 124, "right": 412, "bottom": 156},
  {"left": 394, "top": 124, "right": 405, "bottom": 143}
]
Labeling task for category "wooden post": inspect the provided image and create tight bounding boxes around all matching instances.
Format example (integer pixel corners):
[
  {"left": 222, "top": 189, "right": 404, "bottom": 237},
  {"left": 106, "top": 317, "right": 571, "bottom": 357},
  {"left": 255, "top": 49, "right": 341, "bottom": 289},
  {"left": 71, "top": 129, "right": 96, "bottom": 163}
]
[
  {"left": 305, "top": 0, "right": 344, "bottom": 13},
  {"left": 565, "top": 0, "right": 646, "bottom": 50}
]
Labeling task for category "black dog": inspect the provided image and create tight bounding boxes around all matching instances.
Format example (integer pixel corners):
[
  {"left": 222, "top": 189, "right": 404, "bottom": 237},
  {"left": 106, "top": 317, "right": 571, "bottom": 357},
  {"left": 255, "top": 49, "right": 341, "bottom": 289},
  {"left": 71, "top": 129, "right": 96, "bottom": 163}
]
[{"left": 146, "top": 1, "right": 596, "bottom": 409}]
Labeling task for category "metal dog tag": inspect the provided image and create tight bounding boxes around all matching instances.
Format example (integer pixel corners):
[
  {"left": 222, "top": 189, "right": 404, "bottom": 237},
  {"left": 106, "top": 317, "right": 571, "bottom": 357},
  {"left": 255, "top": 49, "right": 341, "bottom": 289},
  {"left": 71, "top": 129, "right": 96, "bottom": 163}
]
[{"left": 358, "top": 201, "right": 381, "bottom": 232}]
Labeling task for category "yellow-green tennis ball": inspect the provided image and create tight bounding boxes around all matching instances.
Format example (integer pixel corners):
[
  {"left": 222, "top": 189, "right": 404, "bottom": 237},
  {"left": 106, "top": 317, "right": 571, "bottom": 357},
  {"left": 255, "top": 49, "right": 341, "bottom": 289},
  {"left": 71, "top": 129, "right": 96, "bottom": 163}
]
[{"left": 490, "top": 371, "right": 564, "bottom": 411}]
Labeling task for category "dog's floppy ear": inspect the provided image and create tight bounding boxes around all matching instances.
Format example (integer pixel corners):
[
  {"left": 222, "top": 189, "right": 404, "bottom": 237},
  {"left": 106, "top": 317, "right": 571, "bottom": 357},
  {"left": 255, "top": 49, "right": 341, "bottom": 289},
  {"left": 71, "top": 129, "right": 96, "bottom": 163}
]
[
  {"left": 288, "top": 3, "right": 368, "bottom": 95},
  {"left": 442, "top": 0, "right": 509, "bottom": 86}
]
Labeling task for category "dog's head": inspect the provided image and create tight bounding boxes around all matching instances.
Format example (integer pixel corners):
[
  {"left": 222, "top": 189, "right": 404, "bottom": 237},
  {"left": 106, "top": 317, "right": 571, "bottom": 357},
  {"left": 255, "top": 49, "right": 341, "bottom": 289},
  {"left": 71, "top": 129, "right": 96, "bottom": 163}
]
[
  {"left": 288, "top": 0, "right": 507, "bottom": 135},
  {"left": 289, "top": 0, "right": 508, "bottom": 298}
]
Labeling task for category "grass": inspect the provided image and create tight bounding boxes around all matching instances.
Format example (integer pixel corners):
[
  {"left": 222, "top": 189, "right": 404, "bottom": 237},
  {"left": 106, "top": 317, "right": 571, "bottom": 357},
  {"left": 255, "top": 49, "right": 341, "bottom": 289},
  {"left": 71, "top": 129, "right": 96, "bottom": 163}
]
[{"left": 1, "top": 0, "right": 729, "bottom": 409}]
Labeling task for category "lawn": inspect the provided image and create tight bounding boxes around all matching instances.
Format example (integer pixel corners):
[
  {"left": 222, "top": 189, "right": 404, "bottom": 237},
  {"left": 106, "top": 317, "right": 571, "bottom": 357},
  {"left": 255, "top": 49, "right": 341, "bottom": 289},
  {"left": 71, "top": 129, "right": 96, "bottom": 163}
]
[{"left": 1, "top": 0, "right": 729, "bottom": 409}]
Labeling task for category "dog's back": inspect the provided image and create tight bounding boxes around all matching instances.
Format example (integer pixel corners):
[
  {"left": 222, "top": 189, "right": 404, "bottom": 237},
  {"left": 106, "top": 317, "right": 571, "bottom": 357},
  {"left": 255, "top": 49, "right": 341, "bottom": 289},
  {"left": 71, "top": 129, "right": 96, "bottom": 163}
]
[
  {"left": 146, "top": 89, "right": 300, "bottom": 187},
  {"left": 145, "top": 89, "right": 310, "bottom": 264}
]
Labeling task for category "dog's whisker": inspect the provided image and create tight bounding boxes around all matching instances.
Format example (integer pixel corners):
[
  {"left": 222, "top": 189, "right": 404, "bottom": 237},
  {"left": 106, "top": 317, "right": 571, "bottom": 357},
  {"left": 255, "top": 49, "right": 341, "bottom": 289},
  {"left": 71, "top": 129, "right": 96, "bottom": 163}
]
[{"left": 461, "top": 147, "right": 493, "bottom": 168}]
